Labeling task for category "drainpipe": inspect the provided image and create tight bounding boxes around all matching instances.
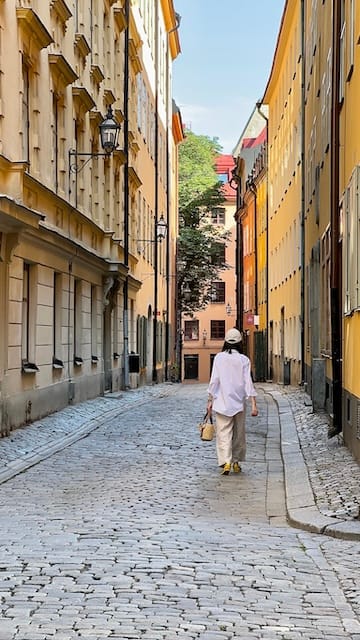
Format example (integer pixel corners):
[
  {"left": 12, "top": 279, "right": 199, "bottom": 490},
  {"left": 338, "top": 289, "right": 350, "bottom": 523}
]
[
  {"left": 164, "top": 136, "right": 170, "bottom": 380},
  {"left": 232, "top": 164, "right": 243, "bottom": 333},
  {"left": 164, "top": 37, "right": 171, "bottom": 381},
  {"left": 256, "top": 102, "right": 269, "bottom": 380},
  {"left": 329, "top": 0, "right": 342, "bottom": 437},
  {"left": 237, "top": 202, "right": 244, "bottom": 335},
  {"left": 164, "top": 15, "right": 181, "bottom": 382},
  {"left": 152, "top": 0, "right": 159, "bottom": 383},
  {"left": 248, "top": 181, "right": 258, "bottom": 320},
  {"left": 122, "top": 0, "right": 130, "bottom": 388},
  {"left": 300, "top": 0, "right": 306, "bottom": 386}
]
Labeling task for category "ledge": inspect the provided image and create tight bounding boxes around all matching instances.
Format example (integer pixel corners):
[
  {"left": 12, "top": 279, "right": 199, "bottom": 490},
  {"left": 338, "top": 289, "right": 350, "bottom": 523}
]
[
  {"left": 91, "top": 65, "right": 105, "bottom": 86},
  {"left": 52, "top": 357, "right": 64, "bottom": 369},
  {"left": 113, "top": 7, "right": 127, "bottom": 32},
  {"left": 17, "top": 8, "right": 53, "bottom": 51},
  {"left": 22, "top": 361, "right": 39, "bottom": 374},
  {"left": 49, "top": 53, "right": 78, "bottom": 87},
  {"left": 72, "top": 86, "right": 96, "bottom": 113},
  {"left": 50, "top": 0, "right": 72, "bottom": 25},
  {"left": 75, "top": 33, "right": 91, "bottom": 59}
]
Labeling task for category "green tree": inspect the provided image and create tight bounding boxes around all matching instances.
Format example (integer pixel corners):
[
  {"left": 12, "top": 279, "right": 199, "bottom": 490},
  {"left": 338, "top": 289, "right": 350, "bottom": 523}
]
[{"left": 177, "top": 130, "right": 229, "bottom": 315}]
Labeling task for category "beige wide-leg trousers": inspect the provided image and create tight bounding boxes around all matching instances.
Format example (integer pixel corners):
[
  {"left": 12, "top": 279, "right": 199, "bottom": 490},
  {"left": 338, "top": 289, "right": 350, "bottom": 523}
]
[{"left": 215, "top": 409, "right": 246, "bottom": 467}]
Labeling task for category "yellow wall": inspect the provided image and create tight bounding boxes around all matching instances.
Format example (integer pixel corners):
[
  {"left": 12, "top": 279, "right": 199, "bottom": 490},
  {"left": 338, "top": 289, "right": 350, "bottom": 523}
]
[
  {"left": 263, "top": 0, "right": 302, "bottom": 384},
  {"left": 340, "top": 5, "right": 360, "bottom": 402}
]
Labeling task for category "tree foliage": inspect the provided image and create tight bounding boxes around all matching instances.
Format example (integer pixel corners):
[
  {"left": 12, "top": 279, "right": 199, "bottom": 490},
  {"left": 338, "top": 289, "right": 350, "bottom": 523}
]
[{"left": 178, "top": 130, "right": 230, "bottom": 315}]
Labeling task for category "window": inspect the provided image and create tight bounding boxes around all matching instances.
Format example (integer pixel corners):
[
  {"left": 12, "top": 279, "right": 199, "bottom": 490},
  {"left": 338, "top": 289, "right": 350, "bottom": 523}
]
[
  {"left": 184, "top": 320, "right": 199, "bottom": 341},
  {"left": 344, "top": 166, "right": 360, "bottom": 313},
  {"left": 53, "top": 273, "right": 63, "bottom": 367},
  {"left": 22, "top": 62, "right": 30, "bottom": 164},
  {"left": 73, "top": 279, "right": 83, "bottom": 364},
  {"left": 346, "top": 0, "right": 355, "bottom": 80},
  {"left": 339, "top": 0, "right": 346, "bottom": 102},
  {"left": 210, "top": 207, "right": 225, "bottom": 225},
  {"left": 320, "top": 227, "right": 331, "bottom": 352},
  {"left": 211, "top": 281, "right": 225, "bottom": 303},
  {"left": 22, "top": 263, "right": 38, "bottom": 371},
  {"left": 91, "top": 285, "right": 98, "bottom": 359},
  {"left": 22, "top": 263, "right": 30, "bottom": 364},
  {"left": 52, "top": 94, "right": 59, "bottom": 192},
  {"left": 210, "top": 320, "right": 225, "bottom": 340},
  {"left": 217, "top": 173, "right": 228, "bottom": 184},
  {"left": 211, "top": 243, "right": 226, "bottom": 266}
]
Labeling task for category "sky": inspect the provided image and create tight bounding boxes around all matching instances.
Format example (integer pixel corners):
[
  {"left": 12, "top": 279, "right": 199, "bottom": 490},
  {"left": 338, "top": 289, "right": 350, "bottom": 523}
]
[{"left": 172, "top": 0, "right": 285, "bottom": 154}]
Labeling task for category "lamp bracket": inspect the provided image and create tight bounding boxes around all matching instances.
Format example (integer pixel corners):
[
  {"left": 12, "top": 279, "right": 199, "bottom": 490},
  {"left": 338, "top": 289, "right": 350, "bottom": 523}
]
[{"left": 69, "top": 149, "right": 110, "bottom": 174}]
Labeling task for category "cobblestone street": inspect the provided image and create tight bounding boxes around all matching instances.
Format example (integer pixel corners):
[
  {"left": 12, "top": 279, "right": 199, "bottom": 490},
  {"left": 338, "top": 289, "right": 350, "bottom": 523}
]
[{"left": 1, "top": 384, "right": 360, "bottom": 639}]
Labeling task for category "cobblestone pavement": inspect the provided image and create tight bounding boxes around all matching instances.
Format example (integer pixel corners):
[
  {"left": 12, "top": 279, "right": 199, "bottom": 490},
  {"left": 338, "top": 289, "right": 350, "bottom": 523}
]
[{"left": 1, "top": 384, "right": 360, "bottom": 639}]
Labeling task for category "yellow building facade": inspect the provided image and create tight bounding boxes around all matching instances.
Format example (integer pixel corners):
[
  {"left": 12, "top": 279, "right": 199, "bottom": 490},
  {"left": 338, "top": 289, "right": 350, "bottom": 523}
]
[
  {"left": 338, "top": 1, "right": 360, "bottom": 457},
  {"left": 302, "top": 0, "right": 333, "bottom": 412},
  {"left": 0, "top": 1, "right": 181, "bottom": 435},
  {"left": 263, "top": 0, "right": 303, "bottom": 386}
]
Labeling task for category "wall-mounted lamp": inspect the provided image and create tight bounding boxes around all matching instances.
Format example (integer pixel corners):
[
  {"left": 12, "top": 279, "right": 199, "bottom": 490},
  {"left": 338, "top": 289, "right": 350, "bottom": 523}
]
[
  {"left": 202, "top": 329, "right": 207, "bottom": 345},
  {"left": 229, "top": 167, "right": 241, "bottom": 190},
  {"left": 182, "top": 281, "right": 191, "bottom": 301},
  {"left": 155, "top": 214, "right": 167, "bottom": 241},
  {"left": 137, "top": 214, "right": 168, "bottom": 249},
  {"left": 226, "top": 302, "right": 232, "bottom": 316},
  {"left": 69, "top": 105, "right": 121, "bottom": 175}
]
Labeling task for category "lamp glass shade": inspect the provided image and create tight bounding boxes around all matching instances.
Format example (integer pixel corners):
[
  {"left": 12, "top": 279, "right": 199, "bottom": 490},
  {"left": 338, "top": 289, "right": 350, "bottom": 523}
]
[
  {"left": 156, "top": 214, "right": 167, "bottom": 240},
  {"left": 99, "top": 106, "right": 120, "bottom": 154}
]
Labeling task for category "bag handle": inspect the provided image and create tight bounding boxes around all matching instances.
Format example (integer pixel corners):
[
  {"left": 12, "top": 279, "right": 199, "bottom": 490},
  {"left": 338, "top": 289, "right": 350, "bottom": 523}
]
[{"left": 203, "top": 412, "right": 213, "bottom": 424}]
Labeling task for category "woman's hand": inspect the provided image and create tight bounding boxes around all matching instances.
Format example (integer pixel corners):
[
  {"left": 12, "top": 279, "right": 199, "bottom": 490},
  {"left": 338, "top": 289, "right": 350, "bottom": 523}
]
[{"left": 251, "top": 399, "right": 258, "bottom": 416}]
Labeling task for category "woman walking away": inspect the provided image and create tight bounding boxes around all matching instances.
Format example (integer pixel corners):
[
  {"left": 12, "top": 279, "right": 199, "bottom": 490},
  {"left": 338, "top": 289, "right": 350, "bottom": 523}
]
[{"left": 207, "top": 328, "right": 258, "bottom": 475}]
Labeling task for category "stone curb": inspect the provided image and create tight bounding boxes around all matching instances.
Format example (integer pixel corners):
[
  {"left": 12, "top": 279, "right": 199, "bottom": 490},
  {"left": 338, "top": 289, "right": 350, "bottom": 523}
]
[{"left": 266, "top": 389, "right": 360, "bottom": 541}]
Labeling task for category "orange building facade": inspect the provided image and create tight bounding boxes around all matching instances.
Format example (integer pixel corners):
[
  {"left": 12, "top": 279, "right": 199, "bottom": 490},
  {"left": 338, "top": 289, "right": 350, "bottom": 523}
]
[{"left": 181, "top": 155, "right": 237, "bottom": 384}]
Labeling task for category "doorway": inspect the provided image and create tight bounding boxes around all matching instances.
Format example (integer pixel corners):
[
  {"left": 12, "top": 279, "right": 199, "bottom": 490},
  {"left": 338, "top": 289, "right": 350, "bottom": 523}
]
[{"left": 184, "top": 354, "right": 198, "bottom": 379}]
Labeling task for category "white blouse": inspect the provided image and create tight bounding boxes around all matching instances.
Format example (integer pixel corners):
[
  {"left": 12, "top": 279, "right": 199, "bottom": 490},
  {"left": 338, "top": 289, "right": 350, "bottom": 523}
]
[{"left": 207, "top": 350, "right": 257, "bottom": 417}]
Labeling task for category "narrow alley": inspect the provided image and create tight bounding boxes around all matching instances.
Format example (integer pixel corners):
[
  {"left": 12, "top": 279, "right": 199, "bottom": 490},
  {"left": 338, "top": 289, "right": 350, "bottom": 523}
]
[{"left": 0, "top": 384, "right": 359, "bottom": 640}]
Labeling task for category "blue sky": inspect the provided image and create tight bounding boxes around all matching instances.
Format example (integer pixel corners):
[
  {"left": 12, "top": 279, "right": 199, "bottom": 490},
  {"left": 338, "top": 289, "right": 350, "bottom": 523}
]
[{"left": 172, "top": 1, "right": 285, "bottom": 154}]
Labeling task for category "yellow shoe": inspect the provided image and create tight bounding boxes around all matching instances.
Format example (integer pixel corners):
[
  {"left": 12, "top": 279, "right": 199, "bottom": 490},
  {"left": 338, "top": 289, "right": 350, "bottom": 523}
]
[
  {"left": 232, "top": 462, "right": 241, "bottom": 473},
  {"left": 221, "top": 462, "right": 231, "bottom": 475}
]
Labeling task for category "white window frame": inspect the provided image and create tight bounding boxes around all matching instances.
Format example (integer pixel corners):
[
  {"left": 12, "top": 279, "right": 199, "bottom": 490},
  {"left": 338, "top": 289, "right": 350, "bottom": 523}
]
[{"left": 344, "top": 166, "right": 360, "bottom": 314}]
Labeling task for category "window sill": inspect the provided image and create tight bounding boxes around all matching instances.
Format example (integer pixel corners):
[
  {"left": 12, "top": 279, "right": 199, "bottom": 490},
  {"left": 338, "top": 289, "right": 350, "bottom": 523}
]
[
  {"left": 53, "top": 357, "right": 64, "bottom": 369},
  {"left": 22, "top": 361, "right": 39, "bottom": 374}
]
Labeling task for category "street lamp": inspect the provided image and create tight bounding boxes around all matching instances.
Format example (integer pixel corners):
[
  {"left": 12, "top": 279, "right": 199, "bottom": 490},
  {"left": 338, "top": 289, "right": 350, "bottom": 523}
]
[
  {"left": 152, "top": 213, "right": 168, "bottom": 383},
  {"left": 229, "top": 166, "right": 241, "bottom": 190},
  {"left": 156, "top": 214, "right": 167, "bottom": 241},
  {"left": 137, "top": 214, "right": 168, "bottom": 247},
  {"left": 69, "top": 105, "right": 121, "bottom": 175}
]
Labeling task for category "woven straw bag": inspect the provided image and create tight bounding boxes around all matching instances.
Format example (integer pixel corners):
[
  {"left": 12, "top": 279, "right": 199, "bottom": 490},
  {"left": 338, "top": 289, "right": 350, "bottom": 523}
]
[{"left": 198, "top": 413, "right": 215, "bottom": 441}]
